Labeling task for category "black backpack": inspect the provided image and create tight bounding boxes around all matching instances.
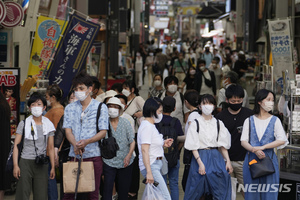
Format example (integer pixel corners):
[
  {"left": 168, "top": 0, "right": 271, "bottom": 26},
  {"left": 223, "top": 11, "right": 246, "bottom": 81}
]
[{"left": 157, "top": 117, "right": 179, "bottom": 168}]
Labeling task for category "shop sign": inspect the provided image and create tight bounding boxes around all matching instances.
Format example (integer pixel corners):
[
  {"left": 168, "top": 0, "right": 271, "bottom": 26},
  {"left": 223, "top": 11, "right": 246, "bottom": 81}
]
[
  {"left": 0, "top": 68, "right": 20, "bottom": 137},
  {"left": 1, "top": 2, "right": 23, "bottom": 28},
  {"left": 0, "top": 1, "right": 6, "bottom": 24},
  {"left": 47, "top": 14, "right": 100, "bottom": 99},
  {"left": 28, "top": 16, "right": 67, "bottom": 77},
  {"left": 268, "top": 19, "right": 293, "bottom": 78}
]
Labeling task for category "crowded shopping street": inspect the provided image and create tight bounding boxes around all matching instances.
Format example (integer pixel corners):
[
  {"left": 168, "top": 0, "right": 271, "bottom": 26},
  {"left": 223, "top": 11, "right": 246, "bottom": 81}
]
[{"left": 0, "top": 0, "right": 300, "bottom": 200}]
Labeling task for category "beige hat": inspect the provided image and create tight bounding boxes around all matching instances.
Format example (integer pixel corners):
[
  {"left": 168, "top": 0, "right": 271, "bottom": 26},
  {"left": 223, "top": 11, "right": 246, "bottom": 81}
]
[
  {"left": 204, "top": 44, "right": 210, "bottom": 48},
  {"left": 107, "top": 97, "right": 124, "bottom": 116},
  {"left": 103, "top": 90, "right": 118, "bottom": 103}
]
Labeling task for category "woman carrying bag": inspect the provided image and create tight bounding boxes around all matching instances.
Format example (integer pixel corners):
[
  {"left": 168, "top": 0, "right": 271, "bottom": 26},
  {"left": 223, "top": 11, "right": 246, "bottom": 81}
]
[
  {"left": 102, "top": 97, "right": 136, "bottom": 200},
  {"left": 241, "top": 89, "right": 288, "bottom": 200},
  {"left": 13, "top": 92, "right": 56, "bottom": 200}
]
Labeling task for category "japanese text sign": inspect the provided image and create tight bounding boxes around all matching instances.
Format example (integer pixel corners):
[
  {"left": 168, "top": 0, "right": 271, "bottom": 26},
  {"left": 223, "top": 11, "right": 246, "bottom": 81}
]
[{"left": 47, "top": 14, "right": 100, "bottom": 99}]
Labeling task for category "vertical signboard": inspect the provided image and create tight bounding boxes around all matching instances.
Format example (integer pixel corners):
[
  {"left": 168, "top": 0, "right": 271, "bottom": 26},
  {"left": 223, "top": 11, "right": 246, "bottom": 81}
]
[
  {"left": 0, "top": 68, "right": 20, "bottom": 137},
  {"left": 268, "top": 19, "right": 293, "bottom": 78}
]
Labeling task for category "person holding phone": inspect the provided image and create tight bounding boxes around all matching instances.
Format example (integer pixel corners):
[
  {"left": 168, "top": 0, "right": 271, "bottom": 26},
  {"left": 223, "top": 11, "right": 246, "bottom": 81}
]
[{"left": 138, "top": 97, "right": 173, "bottom": 200}]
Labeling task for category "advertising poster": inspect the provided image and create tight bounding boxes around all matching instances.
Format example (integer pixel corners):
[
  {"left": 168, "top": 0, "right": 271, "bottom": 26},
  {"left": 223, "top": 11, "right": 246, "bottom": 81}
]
[
  {"left": 0, "top": 68, "right": 20, "bottom": 137},
  {"left": 28, "top": 16, "right": 67, "bottom": 77},
  {"left": 47, "top": 14, "right": 100, "bottom": 99},
  {"left": 268, "top": 19, "right": 294, "bottom": 79}
]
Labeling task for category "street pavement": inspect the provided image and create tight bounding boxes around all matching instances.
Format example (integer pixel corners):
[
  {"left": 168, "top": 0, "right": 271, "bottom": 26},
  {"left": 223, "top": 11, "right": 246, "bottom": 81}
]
[{"left": 4, "top": 75, "right": 243, "bottom": 200}]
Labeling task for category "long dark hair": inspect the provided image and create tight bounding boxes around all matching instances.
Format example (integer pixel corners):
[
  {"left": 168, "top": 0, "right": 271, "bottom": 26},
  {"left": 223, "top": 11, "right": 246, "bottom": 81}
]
[
  {"left": 253, "top": 89, "right": 275, "bottom": 114},
  {"left": 0, "top": 92, "right": 11, "bottom": 119},
  {"left": 122, "top": 80, "right": 139, "bottom": 96}
]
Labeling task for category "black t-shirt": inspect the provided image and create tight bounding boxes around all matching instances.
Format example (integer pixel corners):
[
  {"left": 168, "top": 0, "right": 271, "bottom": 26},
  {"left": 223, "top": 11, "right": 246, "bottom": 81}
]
[
  {"left": 183, "top": 76, "right": 195, "bottom": 90},
  {"left": 216, "top": 107, "right": 253, "bottom": 161},
  {"left": 234, "top": 60, "right": 248, "bottom": 78}
]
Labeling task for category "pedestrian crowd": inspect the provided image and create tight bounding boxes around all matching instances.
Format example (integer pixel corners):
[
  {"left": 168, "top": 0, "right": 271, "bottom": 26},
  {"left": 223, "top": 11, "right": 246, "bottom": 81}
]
[{"left": 0, "top": 40, "right": 288, "bottom": 200}]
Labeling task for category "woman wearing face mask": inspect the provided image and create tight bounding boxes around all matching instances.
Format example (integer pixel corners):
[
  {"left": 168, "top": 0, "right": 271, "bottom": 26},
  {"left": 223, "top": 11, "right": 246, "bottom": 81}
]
[
  {"left": 159, "top": 75, "right": 187, "bottom": 126},
  {"left": 121, "top": 80, "right": 145, "bottom": 199},
  {"left": 138, "top": 97, "right": 173, "bottom": 200},
  {"left": 145, "top": 51, "right": 156, "bottom": 88},
  {"left": 102, "top": 97, "right": 135, "bottom": 200},
  {"left": 45, "top": 84, "right": 64, "bottom": 200},
  {"left": 194, "top": 59, "right": 216, "bottom": 96},
  {"left": 179, "top": 66, "right": 196, "bottom": 92},
  {"left": 13, "top": 92, "right": 56, "bottom": 200},
  {"left": 184, "top": 94, "right": 233, "bottom": 200},
  {"left": 185, "top": 47, "right": 197, "bottom": 68},
  {"left": 133, "top": 52, "right": 143, "bottom": 89},
  {"left": 241, "top": 89, "right": 288, "bottom": 200},
  {"left": 149, "top": 74, "right": 165, "bottom": 98}
]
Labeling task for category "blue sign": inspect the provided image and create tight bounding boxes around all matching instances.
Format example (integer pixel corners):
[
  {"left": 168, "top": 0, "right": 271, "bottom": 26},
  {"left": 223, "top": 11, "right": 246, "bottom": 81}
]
[{"left": 47, "top": 14, "right": 100, "bottom": 99}]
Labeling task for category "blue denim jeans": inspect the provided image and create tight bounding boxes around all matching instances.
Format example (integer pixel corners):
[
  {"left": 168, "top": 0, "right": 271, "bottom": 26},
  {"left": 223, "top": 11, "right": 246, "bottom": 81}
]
[
  {"left": 48, "top": 163, "right": 58, "bottom": 200},
  {"left": 141, "top": 160, "right": 171, "bottom": 200},
  {"left": 163, "top": 160, "right": 180, "bottom": 200}
]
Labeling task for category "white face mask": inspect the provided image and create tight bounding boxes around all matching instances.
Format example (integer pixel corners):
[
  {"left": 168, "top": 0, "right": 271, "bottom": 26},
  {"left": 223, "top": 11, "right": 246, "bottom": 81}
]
[
  {"left": 31, "top": 106, "right": 43, "bottom": 117},
  {"left": 75, "top": 91, "right": 88, "bottom": 101},
  {"left": 153, "top": 113, "right": 163, "bottom": 123},
  {"left": 200, "top": 66, "right": 206, "bottom": 71},
  {"left": 211, "top": 63, "right": 217, "bottom": 67},
  {"left": 153, "top": 80, "right": 161, "bottom": 87},
  {"left": 108, "top": 108, "right": 119, "bottom": 118},
  {"left": 47, "top": 100, "right": 51, "bottom": 107},
  {"left": 168, "top": 85, "right": 178, "bottom": 93},
  {"left": 122, "top": 89, "right": 131, "bottom": 97},
  {"left": 261, "top": 101, "right": 274, "bottom": 112},
  {"left": 149, "top": 53, "right": 154, "bottom": 56},
  {"left": 201, "top": 104, "right": 214, "bottom": 115},
  {"left": 190, "top": 70, "right": 196, "bottom": 75}
]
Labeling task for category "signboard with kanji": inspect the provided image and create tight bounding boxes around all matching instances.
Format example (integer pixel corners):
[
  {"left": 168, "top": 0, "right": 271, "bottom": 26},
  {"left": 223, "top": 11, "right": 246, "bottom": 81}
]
[
  {"left": 268, "top": 19, "right": 293, "bottom": 78},
  {"left": 28, "top": 16, "right": 67, "bottom": 77}
]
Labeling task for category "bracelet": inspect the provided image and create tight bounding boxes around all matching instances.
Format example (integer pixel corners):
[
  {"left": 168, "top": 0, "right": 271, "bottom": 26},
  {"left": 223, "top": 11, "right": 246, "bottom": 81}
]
[{"left": 196, "top": 157, "right": 200, "bottom": 161}]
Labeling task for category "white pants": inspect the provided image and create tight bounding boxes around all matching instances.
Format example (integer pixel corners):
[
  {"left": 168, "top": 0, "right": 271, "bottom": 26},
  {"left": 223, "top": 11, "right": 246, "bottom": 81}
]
[{"left": 135, "top": 71, "right": 143, "bottom": 87}]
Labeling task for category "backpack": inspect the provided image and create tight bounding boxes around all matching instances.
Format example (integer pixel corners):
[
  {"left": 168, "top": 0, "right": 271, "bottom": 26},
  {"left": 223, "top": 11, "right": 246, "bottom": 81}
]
[{"left": 157, "top": 117, "right": 179, "bottom": 168}]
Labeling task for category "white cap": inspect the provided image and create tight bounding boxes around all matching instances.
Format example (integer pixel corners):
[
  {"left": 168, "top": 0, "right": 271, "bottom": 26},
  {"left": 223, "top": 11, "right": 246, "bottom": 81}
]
[
  {"left": 107, "top": 97, "right": 124, "bottom": 115},
  {"left": 204, "top": 44, "right": 210, "bottom": 48},
  {"left": 238, "top": 51, "right": 245, "bottom": 55},
  {"left": 103, "top": 90, "right": 118, "bottom": 102}
]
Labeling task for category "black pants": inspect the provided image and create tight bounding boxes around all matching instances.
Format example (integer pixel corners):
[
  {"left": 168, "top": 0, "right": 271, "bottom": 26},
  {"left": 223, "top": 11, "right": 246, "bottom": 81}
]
[
  {"left": 129, "top": 135, "right": 140, "bottom": 195},
  {"left": 103, "top": 162, "right": 134, "bottom": 200}
]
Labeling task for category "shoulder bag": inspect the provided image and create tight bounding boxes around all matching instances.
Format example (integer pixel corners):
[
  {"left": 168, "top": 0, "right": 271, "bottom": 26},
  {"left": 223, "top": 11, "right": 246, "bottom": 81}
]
[{"left": 248, "top": 118, "right": 275, "bottom": 179}]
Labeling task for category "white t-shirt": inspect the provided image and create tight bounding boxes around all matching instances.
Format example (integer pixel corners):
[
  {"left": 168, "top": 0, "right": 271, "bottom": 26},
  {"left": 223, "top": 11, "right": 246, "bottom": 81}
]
[
  {"left": 200, "top": 70, "right": 214, "bottom": 95},
  {"left": 118, "top": 51, "right": 123, "bottom": 66},
  {"left": 184, "top": 116, "right": 231, "bottom": 150},
  {"left": 138, "top": 120, "right": 164, "bottom": 171},
  {"left": 121, "top": 112, "right": 135, "bottom": 133},
  {"left": 240, "top": 116, "right": 288, "bottom": 149},
  {"left": 184, "top": 110, "right": 201, "bottom": 135}
]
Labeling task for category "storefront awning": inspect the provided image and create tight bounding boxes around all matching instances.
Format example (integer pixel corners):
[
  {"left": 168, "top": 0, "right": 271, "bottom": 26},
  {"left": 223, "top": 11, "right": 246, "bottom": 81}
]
[{"left": 202, "top": 29, "right": 223, "bottom": 38}]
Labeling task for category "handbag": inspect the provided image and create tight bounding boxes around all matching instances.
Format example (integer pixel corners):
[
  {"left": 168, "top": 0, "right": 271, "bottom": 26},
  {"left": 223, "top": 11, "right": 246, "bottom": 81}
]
[
  {"left": 248, "top": 118, "right": 275, "bottom": 179},
  {"left": 63, "top": 157, "right": 95, "bottom": 193},
  {"left": 96, "top": 103, "right": 119, "bottom": 159},
  {"left": 5, "top": 120, "right": 25, "bottom": 173}
]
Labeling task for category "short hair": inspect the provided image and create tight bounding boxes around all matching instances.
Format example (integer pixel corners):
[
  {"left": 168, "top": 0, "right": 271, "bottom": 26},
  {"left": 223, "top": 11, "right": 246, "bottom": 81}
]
[
  {"left": 153, "top": 74, "right": 163, "bottom": 82},
  {"left": 111, "top": 83, "right": 123, "bottom": 93},
  {"left": 27, "top": 92, "right": 47, "bottom": 107},
  {"left": 197, "top": 59, "right": 206, "bottom": 66},
  {"left": 212, "top": 56, "right": 220, "bottom": 63},
  {"left": 184, "top": 90, "right": 200, "bottom": 107},
  {"left": 224, "top": 71, "right": 239, "bottom": 84},
  {"left": 46, "top": 84, "right": 63, "bottom": 102},
  {"left": 115, "top": 94, "right": 127, "bottom": 105},
  {"left": 162, "top": 96, "right": 176, "bottom": 113},
  {"left": 72, "top": 70, "right": 93, "bottom": 88},
  {"left": 122, "top": 80, "right": 139, "bottom": 96},
  {"left": 200, "top": 94, "right": 216, "bottom": 106},
  {"left": 90, "top": 76, "right": 101, "bottom": 90},
  {"left": 164, "top": 75, "right": 178, "bottom": 88},
  {"left": 225, "top": 84, "right": 245, "bottom": 99},
  {"left": 143, "top": 97, "right": 162, "bottom": 118},
  {"left": 253, "top": 89, "right": 275, "bottom": 114}
]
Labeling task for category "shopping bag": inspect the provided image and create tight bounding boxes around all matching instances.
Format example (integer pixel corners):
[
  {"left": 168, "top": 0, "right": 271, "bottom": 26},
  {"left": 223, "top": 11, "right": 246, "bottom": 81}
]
[
  {"left": 160, "top": 156, "right": 168, "bottom": 176},
  {"left": 231, "top": 177, "right": 237, "bottom": 200},
  {"left": 142, "top": 184, "right": 164, "bottom": 200},
  {"left": 63, "top": 158, "right": 95, "bottom": 193}
]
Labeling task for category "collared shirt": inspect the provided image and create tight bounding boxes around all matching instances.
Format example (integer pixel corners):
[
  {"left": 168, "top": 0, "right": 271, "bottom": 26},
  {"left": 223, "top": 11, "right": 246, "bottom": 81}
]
[
  {"left": 103, "top": 117, "right": 135, "bottom": 169},
  {"left": 173, "top": 59, "right": 188, "bottom": 73},
  {"left": 63, "top": 99, "right": 109, "bottom": 158}
]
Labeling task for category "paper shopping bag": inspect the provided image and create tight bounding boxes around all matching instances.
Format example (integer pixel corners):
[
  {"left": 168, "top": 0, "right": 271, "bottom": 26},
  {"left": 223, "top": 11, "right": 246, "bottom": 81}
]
[{"left": 63, "top": 160, "right": 95, "bottom": 193}]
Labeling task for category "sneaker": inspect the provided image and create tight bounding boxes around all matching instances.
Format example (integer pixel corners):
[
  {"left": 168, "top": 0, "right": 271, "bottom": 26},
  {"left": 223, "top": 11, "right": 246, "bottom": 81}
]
[{"left": 112, "top": 193, "right": 118, "bottom": 200}]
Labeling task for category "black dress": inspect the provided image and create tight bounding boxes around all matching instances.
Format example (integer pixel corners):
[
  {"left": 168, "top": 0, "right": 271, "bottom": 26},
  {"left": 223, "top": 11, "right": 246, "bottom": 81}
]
[{"left": 0, "top": 92, "right": 11, "bottom": 190}]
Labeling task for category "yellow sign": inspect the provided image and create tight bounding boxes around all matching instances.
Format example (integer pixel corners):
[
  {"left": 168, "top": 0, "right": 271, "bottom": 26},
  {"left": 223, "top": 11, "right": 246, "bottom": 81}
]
[
  {"left": 178, "top": 6, "right": 201, "bottom": 15},
  {"left": 28, "top": 16, "right": 67, "bottom": 77}
]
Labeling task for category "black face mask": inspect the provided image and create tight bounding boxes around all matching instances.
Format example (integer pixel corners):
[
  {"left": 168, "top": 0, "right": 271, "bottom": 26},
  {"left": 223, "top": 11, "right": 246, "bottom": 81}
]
[
  {"left": 205, "top": 49, "right": 209, "bottom": 52},
  {"left": 228, "top": 102, "right": 242, "bottom": 111}
]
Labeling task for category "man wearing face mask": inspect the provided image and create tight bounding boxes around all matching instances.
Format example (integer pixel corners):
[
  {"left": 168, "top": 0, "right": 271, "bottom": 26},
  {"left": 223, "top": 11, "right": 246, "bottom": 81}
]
[
  {"left": 215, "top": 85, "right": 253, "bottom": 198},
  {"left": 209, "top": 57, "right": 222, "bottom": 90},
  {"left": 173, "top": 52, "right": 188, "bottom": 86},
  {"left": 194, "top": 59, "right": 216, "bottom": 96},
  {"left": 63, "top": 71, "right": 109, "bottom": 200},
  {"left": 201, "top": 44, "right": 213, "bottom": 68}
]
